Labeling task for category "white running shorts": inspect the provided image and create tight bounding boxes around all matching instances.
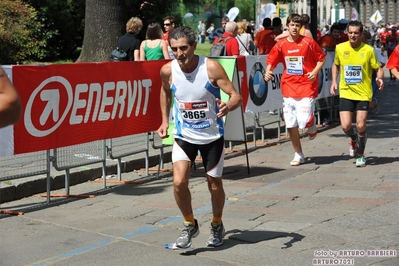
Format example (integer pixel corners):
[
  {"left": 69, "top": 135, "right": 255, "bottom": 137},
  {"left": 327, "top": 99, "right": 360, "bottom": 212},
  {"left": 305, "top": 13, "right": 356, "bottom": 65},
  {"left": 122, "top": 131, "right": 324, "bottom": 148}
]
[{"left": 283, "top": 97, "right": 315, "bottom": 129}]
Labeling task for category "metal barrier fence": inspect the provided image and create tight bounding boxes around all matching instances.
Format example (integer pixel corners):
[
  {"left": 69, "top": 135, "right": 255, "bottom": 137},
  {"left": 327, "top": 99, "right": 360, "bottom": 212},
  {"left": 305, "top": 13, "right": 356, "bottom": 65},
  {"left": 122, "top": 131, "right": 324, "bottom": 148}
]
[
  {"left": 53, "top": 140, "right": 106, "bottom": 195},
  {"left": 0, "top": 97, "right": 340, "bottom": 205},
  {"left": 0, "top": 150, "right": 51, "bottom": 205},
  {"left": 315, "top": 96, "right": 340, "bottom": 126},
  {"left": 108, "top": 134, "right": 150, "bottom": 179}
]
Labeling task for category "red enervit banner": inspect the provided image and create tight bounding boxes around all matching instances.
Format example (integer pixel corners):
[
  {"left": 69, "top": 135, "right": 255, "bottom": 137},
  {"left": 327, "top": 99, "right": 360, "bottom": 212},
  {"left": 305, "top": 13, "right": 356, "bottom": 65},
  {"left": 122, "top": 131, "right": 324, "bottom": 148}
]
[{"left": 13, "top": 61, "right": 168, "bottom": 154}]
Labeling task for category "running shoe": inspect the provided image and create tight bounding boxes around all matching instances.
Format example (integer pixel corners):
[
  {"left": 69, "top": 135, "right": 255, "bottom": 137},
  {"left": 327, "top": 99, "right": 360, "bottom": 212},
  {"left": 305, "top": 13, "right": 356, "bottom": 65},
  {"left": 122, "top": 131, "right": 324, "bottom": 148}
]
[
  {"left": 308, "top": 130, "right": 318, "bottom": 140},
  {"left": 355, "top": 156, "right": 366, "bottom": 167},
  {"left": 307, "top": 120, "right": 318, "bottom": 140},
  {"left": 372, "top": 104, "right": 380, "bottom": 115},
  {"left": 176, "top": 219, "right": 199, "bottom": 248},
  {"left": 349, "top": 140, "right": 357, "bottom": 158},
  {"left": 290, "top": 153, "right": 305, "bottom": 166},
  {"left": 206, "top": 222, "right": 225, "bottom": 247}
]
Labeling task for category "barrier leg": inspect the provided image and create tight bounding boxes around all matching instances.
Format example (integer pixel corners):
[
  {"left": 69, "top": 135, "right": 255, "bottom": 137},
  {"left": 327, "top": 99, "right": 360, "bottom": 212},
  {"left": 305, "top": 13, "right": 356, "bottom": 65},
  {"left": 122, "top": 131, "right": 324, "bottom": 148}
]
[
  {"left": 0, "top": 183, "right": 24, "bottom": 215},
  {"left": 41, "top": 168, "right": 96, "bottom": 199},
  {"left": 66, "top": 169, "right": 70, "bottom": 195}
]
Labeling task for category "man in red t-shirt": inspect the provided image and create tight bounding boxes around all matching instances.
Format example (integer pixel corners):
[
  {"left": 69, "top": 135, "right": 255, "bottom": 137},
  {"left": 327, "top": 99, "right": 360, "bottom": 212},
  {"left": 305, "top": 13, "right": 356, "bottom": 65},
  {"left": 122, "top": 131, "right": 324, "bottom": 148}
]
[
  {"left": 255, "top": 18, "right": 272, "bottom": 49},
  {"left": 264, "top": 13, "right": 326, "bottom": 166},
  {"left": 379, "top": 27, "right": 389, "bottom": 55},
  {"left": 317, "top": 24, "right": 341, "bottom": 51},
  {"left": 213, "top": 21, "right": 239, "bottom": 56},
  {"left": 258, "top": 17, "right": 282, "bottom": 55},
  {"left": 386, "top": 44, "right": 399, "bottom": 81}
]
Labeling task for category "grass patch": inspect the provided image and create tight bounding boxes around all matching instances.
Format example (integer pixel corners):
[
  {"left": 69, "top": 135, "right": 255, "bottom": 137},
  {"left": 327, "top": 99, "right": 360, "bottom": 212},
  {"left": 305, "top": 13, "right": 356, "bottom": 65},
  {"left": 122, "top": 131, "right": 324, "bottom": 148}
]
[
  {"left": 195, "top": 42, "right": 213, "bottom": 57},
  {"left": 2, "top": 181, "right": 12, "bottom": 186}
]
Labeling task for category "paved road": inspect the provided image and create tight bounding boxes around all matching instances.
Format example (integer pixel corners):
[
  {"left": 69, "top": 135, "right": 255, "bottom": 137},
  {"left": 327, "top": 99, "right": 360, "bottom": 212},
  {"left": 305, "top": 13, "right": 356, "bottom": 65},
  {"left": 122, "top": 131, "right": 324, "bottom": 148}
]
[{"left": 0, "top": 83, "right": 398, "bottom": 265}]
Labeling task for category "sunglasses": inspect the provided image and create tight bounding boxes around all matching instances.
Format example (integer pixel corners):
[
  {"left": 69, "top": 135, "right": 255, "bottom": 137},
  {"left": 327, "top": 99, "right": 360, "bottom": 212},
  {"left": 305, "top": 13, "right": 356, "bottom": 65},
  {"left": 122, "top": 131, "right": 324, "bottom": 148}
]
[{"left": 164, "top": 23, "right": 171, "bottom": 26}]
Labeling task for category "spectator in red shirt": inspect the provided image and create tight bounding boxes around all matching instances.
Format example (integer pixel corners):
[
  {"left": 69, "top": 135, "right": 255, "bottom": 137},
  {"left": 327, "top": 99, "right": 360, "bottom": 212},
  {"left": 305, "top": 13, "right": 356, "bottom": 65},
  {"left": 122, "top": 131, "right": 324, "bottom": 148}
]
[
  {"left": 258, "top": 17, "right": 282, "bottom": 55},
  {"left": 379, "top": 27, "right": 389, "bottom": 55},
  {"left": 336, "top": 19, "right": 349, "bottom": 44},
  {"left": 162, "top": 16, "right": 176, "bottom": 41},
  {"left": 255, "top": 18, "right": 272, "bottom": 48},
  {"left": 213, "top": 21, "right": 240, "bottom": 56},
  {"left": 317, "top": 24, "right": 341, "bottom": 51}
]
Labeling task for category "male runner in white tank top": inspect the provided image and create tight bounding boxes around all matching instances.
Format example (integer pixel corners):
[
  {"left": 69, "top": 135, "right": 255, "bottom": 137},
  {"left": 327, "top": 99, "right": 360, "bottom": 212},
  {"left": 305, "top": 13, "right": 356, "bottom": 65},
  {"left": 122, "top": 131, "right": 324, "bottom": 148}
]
[{"left": 157, "top": 26, "right": 242, "bottom": 249}]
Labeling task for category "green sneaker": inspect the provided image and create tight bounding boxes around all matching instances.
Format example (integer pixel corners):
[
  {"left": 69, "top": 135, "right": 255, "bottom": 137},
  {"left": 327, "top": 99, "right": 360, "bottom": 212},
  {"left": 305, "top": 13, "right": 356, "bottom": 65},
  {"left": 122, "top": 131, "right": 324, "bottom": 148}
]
[{"left": 355, "top": 156, "right": 366, "bottom": 167}]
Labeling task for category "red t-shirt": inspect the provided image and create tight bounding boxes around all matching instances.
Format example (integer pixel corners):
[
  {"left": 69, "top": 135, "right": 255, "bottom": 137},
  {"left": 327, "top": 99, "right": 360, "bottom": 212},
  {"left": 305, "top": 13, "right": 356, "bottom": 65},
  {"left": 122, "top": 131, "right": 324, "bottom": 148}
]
[
  {"left": 317, "top": 34, "right": 337, "bottom": 50},
  {"left": 386, "top": 45, "right": 399, "bottom": 70},
  {"left": 386, "top": 32, "right": 398, "bottom": 51},
  {"left": 255, "top": 29, "right": 272, "bottom": 46},
  {"left": 162, "top": 31, "right": 170, "bottom": 41},
  {"left": 316, "top": 29, "right": 322, "bottom": 41},
  {"left": 258, "top": 30, "right": 281, "bottom": 55},
  {"left": 266, "top": 36, "right": 326, "bottom": 98},
  {"left": 380, "top": 31, "right": 389, "bottom": 44},
  {"left": 213, "top": 32, "right": 239, "bottom": 56}
]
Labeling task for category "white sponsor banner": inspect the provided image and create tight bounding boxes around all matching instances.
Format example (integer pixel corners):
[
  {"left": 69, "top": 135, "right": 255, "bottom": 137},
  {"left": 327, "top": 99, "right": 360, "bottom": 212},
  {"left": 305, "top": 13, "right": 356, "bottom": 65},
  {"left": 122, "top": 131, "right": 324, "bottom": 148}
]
[{"left": 244, "top": 52, "right": 335, "bottom": 113}]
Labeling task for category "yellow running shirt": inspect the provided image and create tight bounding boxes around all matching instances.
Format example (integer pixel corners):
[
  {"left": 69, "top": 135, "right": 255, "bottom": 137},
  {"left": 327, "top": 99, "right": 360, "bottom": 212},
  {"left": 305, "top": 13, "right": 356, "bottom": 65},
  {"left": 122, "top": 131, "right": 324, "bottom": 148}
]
[{"left": 334, "top": 41, "right": 380, "bottom": 101}]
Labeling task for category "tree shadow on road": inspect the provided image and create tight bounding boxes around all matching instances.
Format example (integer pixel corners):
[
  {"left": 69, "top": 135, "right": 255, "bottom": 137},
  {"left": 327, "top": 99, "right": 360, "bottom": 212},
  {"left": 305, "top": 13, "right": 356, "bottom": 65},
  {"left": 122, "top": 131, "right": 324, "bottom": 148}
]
[{"left": 181, "top": 229, "right": 305, "bottom": 256}]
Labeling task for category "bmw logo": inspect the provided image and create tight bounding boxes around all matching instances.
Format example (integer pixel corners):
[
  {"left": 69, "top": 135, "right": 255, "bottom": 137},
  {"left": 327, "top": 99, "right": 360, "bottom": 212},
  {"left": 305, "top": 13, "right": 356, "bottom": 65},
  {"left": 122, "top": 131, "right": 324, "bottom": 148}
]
[{"left": 249, "top": 62, "right": 268, "bottom": 106}]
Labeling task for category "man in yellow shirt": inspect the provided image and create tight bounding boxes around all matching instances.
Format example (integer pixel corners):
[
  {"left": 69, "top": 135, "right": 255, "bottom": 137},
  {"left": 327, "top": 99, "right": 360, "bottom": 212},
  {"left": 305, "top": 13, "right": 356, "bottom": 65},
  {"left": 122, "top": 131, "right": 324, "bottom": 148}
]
[{"left": 330, "top": 21, "right": 384, "bottom": 167}]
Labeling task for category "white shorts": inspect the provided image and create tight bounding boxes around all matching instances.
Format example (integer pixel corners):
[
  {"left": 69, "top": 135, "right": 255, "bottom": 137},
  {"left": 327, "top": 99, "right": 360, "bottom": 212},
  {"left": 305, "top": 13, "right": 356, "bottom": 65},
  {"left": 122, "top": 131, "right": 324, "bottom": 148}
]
[{"left": 283, "top": 97, "right": 315, "bottom": 129}]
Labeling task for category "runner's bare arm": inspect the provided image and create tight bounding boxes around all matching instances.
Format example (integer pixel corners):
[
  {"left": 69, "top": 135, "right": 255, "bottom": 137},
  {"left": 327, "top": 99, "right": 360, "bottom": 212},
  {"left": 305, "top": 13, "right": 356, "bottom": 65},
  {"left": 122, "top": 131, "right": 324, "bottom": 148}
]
[
  {"left": 264, "top": 64, "right": 274, "bottom": 82},
  {"left": 139, "top": 42, "right": 145, "bottom": 61},
  {"left": 303, "top": 29, "right": 314, "bottom": 38},
  {"left": 161, "top": 41, "right": 171, "bottom": 60},
  {"left": 157, "top": 62, "right": 172, "bottom": 138},
  {"left": 375, "top": 67, "right": 384, "bottom": 91},
  {"left": 306, "top": 59, "right": 326, "bottom": 81},
  {"left": 207, "top": 59, "right": 242, "bottom": 117},
  {"left": 0, "top": 66, "right": 21, "bottom": 128},
  {"left": 274, "top": 31, "right": 289, "bottom": 41},
  {"left": 391, "top": 67, "right": 399, "bottom": 79},
  {"left": 330, "top": 63, "right": 339, "bottom": 96}
]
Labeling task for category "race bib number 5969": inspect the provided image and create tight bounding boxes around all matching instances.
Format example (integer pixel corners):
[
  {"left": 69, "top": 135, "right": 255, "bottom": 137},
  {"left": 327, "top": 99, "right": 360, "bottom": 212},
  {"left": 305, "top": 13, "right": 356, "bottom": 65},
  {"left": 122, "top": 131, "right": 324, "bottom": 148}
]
[{"left": 344, "top": 65, "right": 362, "bottom": 84}]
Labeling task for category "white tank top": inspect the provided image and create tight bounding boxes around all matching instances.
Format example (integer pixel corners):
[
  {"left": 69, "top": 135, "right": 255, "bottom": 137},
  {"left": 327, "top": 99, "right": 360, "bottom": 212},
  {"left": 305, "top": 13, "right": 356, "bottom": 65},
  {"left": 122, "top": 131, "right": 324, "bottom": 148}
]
[{"left": 171, "top": 56, "right": 224, "bottom": 144}]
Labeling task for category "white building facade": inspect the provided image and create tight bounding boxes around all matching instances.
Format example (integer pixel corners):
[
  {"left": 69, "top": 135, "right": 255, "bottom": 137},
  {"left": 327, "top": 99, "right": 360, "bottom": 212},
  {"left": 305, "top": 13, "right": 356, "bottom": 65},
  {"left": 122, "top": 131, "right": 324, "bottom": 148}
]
[{"left": 259, "top": 0, "right": 398, "bottom": 27}]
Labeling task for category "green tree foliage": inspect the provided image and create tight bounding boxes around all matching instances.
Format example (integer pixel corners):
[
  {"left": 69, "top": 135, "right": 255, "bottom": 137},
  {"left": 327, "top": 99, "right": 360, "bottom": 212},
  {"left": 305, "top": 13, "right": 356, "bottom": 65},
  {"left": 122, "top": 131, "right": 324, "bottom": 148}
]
[
  {"left": 26, "top": 0, "right": 85, "bottom": 61},
  {"left": 234, "top": 0, "right": 255, "bottom": 21},
  {"left": 125, "top": 0, "right": 176, "bottom": 40},
  {"left": 0, "top": 0, "right": 46, "bottom": 64}
]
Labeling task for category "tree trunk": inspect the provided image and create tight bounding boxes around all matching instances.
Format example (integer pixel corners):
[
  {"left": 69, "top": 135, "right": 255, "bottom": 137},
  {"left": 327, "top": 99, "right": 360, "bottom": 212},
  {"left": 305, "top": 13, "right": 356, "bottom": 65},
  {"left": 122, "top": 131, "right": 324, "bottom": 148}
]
[{"left": 77, "top": 0, "right": 128, "bottom": 62}]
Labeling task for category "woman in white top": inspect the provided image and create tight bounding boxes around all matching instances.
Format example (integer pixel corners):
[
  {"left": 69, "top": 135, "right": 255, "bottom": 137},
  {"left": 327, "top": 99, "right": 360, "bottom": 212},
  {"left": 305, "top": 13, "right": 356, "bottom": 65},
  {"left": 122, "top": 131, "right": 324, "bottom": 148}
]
[
  {"left": 139, "top": 22, "right": 170, "bottom": 61},
  {"left": 236, "top": 21, "right": 255, "bottom": 55}
]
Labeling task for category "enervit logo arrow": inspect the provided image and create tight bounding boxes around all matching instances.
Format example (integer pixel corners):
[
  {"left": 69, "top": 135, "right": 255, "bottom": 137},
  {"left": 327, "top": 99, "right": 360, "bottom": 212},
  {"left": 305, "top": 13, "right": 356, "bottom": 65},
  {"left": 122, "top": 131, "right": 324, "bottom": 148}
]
[{"left": 25, "top": 76, "right": 73, "bottom": 137}]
